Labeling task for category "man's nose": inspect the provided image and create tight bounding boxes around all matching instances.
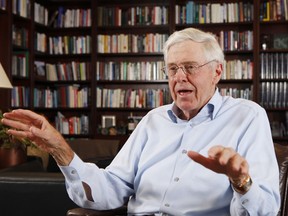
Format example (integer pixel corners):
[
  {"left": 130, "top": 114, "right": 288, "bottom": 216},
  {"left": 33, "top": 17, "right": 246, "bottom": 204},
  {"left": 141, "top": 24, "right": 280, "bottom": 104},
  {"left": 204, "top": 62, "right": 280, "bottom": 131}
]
[
  {"left": 174, "top": 67, "right": 188, "bottom": 81},
  {"left": 177, "top": 66, "right": 187, "bottom": 75}
]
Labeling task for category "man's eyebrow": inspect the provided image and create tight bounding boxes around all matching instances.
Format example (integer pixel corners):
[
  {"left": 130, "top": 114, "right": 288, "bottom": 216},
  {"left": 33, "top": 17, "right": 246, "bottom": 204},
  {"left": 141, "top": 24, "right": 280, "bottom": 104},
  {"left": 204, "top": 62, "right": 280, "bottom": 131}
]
[{"left": 167, "top": 61, "right": 198, "bottom": 66}]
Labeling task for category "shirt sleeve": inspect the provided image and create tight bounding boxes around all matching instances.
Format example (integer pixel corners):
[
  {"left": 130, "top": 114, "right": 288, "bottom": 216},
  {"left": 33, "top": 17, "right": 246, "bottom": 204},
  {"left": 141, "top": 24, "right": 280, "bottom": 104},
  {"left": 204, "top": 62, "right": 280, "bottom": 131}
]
[
  {"left": 230, "top": 106, "right": 280, "bottom": 215},
  {"left": 59, "top": 153, "right": 132, "bottom": 210}
]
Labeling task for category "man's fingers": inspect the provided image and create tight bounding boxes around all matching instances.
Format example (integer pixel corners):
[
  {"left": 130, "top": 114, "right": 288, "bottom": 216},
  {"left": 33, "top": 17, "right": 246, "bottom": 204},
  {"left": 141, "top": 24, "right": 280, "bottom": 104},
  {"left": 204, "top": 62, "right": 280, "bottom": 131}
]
[
  {"left": 2, "top": 118, "right": 31, "bottom": 133},
  {"left": 188, "top": 147, "right": 249, "bottom": 178},
  {"left": 187, "top": 151, "right": 217, "bottom": 171},
  {"left": 208, "top": 146, "right": 238, "bottom": 166},
  {"left": 4, "top": 109, "right": 44, "bottom": 127},
  {"left": 207, "top": 145, "right": 224, "bottom": 157},
  {"left": 6, "top": 128, "right": 32, "bottom": 139}
]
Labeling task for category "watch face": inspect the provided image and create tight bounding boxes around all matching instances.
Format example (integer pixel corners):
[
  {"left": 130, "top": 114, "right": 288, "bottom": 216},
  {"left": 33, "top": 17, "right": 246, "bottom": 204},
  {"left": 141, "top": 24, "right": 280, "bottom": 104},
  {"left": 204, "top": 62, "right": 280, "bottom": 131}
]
[{"left": 230, "top": 175, "right": 252, "bottom": 194}]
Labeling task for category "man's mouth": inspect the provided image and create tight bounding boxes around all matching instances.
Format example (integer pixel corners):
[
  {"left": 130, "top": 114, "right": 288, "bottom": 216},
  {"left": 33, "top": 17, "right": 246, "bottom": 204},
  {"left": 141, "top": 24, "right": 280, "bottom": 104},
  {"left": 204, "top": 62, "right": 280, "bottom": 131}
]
[{"left": 178, "top": 90, "right": 192, "bottom": 96}]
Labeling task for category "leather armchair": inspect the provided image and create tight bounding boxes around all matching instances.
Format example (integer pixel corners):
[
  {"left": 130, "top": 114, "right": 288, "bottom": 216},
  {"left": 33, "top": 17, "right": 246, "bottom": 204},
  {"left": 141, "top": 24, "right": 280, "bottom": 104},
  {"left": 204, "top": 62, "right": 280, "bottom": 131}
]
[
  {"left": 67, "top": 143, "right": 288, "bottom": 216},
  {"left": 275, "top": 143, "right": 288, "bottom": 216},
  {"left": 67, "top": 206, "right": 127, "bottom": 216},
  {"left": 0, "top": 157, "right": 78, "bottom": 216},
  {"left": 0, "top": 139, "right": 121, "bottom": 216}
]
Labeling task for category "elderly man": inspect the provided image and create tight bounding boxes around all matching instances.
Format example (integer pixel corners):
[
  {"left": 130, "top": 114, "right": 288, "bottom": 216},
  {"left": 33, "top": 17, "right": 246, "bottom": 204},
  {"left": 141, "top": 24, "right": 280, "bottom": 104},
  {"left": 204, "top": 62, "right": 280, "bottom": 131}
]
[{"left": 2, "top": 27, "right": 280, "bottom": 215}]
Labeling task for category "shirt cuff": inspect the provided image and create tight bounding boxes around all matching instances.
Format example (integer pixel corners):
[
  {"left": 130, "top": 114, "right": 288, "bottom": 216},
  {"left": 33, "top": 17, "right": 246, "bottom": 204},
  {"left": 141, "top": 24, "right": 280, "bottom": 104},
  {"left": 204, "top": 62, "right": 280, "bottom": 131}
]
[
  {"left": 234, "top": 181, "right": 260, "bottom": 210},
  {"left": 59, "top": 153, "right": 87, "bottom": 182}
]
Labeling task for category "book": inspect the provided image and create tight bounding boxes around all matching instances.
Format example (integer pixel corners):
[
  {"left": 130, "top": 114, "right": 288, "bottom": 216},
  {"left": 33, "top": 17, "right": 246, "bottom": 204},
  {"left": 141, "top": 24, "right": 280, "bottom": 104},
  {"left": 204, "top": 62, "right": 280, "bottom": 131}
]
[{"left": 34, "top": 61, "right": 45, "bottom": 77}]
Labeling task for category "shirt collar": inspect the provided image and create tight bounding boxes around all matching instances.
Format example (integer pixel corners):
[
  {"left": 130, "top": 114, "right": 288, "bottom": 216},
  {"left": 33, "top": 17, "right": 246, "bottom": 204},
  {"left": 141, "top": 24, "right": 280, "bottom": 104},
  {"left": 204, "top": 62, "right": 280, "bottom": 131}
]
[{"left": 167, "top": 89, "right": 222, "bottom": 123}]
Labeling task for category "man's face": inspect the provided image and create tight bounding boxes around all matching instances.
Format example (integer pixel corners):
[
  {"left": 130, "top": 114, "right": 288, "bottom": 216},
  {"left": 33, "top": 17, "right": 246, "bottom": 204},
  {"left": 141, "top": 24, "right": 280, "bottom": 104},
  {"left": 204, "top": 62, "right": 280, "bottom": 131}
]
[{"left": 166, "top": 40, "right": 222, "bottom": 119}]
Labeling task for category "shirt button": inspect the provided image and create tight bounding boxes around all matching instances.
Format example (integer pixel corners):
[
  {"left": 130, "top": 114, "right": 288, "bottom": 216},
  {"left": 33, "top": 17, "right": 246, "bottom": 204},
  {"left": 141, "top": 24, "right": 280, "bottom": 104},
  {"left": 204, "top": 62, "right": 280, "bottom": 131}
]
[
  {"left": 182, "top": 149, "right": 187, "bottom": 154},
  {"left": 174, "top": 177, "right": 179, "bottom": 182},
  {"left": 71, "top": 170, "right": 76, "bottom": 175},
  {"left": 164, "top": 203, "right": 170, "bottom": 207}
]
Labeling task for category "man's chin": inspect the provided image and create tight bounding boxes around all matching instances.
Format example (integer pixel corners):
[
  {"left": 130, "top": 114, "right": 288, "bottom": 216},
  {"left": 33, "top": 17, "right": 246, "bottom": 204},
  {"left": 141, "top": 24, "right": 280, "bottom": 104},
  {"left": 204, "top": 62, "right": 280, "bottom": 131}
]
[{"left": 176, "top": 101, "right": 197, "bottom": 112}]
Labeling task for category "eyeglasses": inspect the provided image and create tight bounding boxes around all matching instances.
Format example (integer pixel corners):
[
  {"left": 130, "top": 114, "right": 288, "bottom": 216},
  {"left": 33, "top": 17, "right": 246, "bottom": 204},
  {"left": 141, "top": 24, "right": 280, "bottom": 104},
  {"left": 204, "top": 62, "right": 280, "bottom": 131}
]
[{"left": 162, "top": 59, "right": 217, "bottom": 77}]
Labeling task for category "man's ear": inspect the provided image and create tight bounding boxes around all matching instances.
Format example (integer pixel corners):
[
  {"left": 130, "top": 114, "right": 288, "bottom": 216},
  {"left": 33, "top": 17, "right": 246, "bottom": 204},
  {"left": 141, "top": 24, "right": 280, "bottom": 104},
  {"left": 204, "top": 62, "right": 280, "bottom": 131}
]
[{"left": 213, "top": 63, "right": 222, "bottom": 84}]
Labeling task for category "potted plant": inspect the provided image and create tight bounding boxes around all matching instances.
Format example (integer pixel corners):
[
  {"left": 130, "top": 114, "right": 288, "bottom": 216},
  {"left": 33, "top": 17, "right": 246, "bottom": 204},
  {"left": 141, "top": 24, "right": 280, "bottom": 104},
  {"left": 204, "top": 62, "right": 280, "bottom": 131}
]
[{"left": 0, "top": 113, "right": 36, "bottom": 169}]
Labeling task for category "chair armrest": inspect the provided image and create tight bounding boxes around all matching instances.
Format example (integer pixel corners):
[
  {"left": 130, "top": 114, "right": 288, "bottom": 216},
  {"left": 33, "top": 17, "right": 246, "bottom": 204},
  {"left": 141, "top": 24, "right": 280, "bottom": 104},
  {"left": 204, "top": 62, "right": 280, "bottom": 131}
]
[
  {"left": 0, "top": 171, "right": 78, "bottom": 216},
  {"left": 67, "top": 206, "right": 127, "bottom": 216}
]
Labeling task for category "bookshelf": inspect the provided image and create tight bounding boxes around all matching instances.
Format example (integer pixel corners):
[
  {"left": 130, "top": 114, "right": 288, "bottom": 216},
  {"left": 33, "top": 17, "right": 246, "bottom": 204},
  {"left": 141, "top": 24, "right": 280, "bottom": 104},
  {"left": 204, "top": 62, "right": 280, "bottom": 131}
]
[
  {"left": 0, "top": 0, "right": 11, "bottom": 113},
  {"left": 0, "top": 0, "right": 287, "bottom": 144},
  {"left": 32, "top": 0, "right": 92, "bottom": 137},
  {"left": 93, "top": 0, "right": 172, "bottom": 138},
  {"left": 258, "top": 6, "right": 288, "bottom": 142},
  {"left": 10, "top": 0, "right": 33, "bottom": 110}
]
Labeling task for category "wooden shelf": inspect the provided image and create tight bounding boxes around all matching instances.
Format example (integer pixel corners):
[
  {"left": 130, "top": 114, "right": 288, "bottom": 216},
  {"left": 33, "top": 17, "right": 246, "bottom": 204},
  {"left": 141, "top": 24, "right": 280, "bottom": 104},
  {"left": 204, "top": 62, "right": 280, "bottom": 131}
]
[{"left": 0, "top": 0, "right": 286, "bottom": 144}]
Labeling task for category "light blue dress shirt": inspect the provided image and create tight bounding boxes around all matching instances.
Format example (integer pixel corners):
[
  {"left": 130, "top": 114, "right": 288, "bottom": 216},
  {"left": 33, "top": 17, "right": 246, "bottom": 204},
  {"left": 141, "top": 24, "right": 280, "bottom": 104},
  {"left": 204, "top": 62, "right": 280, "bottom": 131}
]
[{"left": 60, "top": 90, "right": 280, "bottom": 216}]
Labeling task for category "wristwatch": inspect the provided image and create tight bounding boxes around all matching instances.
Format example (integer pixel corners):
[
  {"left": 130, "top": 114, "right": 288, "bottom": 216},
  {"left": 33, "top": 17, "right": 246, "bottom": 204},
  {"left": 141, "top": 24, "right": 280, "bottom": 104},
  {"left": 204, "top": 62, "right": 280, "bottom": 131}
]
[{"left": 230, "top": 175, "right": 253, "bottom": 194}]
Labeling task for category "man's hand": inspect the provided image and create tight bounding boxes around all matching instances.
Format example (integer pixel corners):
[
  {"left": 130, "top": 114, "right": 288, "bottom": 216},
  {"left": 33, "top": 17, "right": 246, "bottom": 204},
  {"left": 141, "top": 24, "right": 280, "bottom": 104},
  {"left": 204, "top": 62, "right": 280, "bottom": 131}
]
[
  {"left": 187, "top": 145, "right": 249, "bottom": 185},
  {"left": 1, "top": 109, "right": 74, "bottom": 166}
]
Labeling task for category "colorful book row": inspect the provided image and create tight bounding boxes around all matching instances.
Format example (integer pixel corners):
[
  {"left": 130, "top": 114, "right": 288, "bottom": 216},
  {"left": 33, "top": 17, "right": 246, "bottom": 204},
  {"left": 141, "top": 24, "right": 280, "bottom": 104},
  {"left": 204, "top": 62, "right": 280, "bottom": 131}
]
[
  {"left": 34, "top": 32, "right": 47, "bottom": 53},
  {"left": 51, "top": 7, "right": 91, "bottom": 28},
  {"left": 35, "top": 61, "right": 90, "bottom": 81},
  {"left": 218, "top": 30, "right": 253, "bottom": 51},
  {"left": 11, "top": 86, "right": 30, "bottom": 107},
  {"left": 96, "top": 61, "right": 165, "bottom": 81},
  {"left": 34, "top": 2, "right": 48, "bottom": 25},
  {"left": 260, "top": 0, "right": 288, "bottom": 21},
  {"left": 12, "top": 52, "right": 29, "bottom": 77},
  {"left": 97, "top": 34, "right": 168, "bottom": 53},
  {"left": 49, "top": 36, "right": 91, "bottom": 55},
  {"left": 175, "top": 1, "right": 253, "bottom": 24},
  {"left": 97, "top": 6, "right": 168, "bottom": 26},
  {"left": 12, "top": 0, "right": 31, "bottom": 18},
  {"left": 34, "top": 85, "right": 89, "bottom": 108},
  {"left": 55, "top": 112, "right": 89, "bottom": 135},
  {"left": 222, "top": 59, "right": 253, "bottom": 80},
  {"left": 96, "top": 88, "right": 172, "bottom": 109},
  {"left": 219, "top": 87, "right": 253, "bottom": 100}
]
